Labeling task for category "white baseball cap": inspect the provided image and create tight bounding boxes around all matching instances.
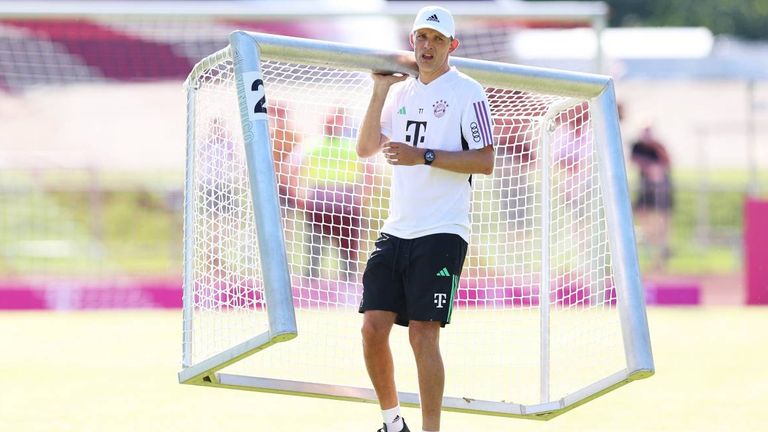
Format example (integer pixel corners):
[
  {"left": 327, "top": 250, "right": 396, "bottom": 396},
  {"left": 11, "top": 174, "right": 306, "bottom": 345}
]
[{"left": 411, "top": 6, "right": 455, "bottom": 39}]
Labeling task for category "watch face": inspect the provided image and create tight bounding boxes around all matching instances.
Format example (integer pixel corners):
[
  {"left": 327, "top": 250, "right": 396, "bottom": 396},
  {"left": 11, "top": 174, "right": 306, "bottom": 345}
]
[{"left": 425, "top": 150, "right": 435, "bottom": 163}]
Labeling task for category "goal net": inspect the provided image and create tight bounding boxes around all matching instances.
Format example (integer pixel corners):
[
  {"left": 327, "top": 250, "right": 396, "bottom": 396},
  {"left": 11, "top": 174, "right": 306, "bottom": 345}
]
[{"left": 179, "top": 31, "right": 653, "bottom": 419}]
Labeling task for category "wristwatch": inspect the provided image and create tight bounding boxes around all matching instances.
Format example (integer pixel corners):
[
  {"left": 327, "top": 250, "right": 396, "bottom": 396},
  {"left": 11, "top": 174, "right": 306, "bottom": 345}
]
[{"left": 423, "top": 149, "right": 435, "bottom": 165}]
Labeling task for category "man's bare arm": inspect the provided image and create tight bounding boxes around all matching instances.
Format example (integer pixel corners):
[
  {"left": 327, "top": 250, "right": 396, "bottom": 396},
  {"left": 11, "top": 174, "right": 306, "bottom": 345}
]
[
  {"left": 356, "top": 73, "right": 407, "bottom": 158},
  {"left": 382, "top": 142, "right": 495, "bottom": 175}
]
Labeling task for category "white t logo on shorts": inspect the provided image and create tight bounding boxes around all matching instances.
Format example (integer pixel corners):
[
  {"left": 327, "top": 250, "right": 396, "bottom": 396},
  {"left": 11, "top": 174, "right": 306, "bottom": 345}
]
[{"left": 434, "top": 293, "right": 447, "bottom": 308}]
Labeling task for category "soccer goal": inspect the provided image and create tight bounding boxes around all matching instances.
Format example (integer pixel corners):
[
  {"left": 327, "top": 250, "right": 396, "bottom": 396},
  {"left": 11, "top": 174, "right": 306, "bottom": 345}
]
[{"left": 179, "top": 30, "right": 653, "bottom": 419}]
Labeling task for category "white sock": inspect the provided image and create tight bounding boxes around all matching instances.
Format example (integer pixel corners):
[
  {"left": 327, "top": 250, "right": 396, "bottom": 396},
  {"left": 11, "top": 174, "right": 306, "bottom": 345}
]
[{"left": 382, "top": 405, "right": 403, "bottom": 431}]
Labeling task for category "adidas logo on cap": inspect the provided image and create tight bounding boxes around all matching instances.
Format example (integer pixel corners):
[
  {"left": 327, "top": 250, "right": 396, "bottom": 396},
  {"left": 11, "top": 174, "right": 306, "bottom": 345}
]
[{"left": 412, "top": 6, "right": 455, "bottom": 39}]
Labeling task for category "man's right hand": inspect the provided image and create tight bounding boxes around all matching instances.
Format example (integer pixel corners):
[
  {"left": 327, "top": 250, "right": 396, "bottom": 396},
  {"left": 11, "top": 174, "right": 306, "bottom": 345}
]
[
  {"left": 357, "top": 73, "right": 409, "bottom": 159},
  {"left": 371, "top": 73, "right": 408, "bottom": 93}
]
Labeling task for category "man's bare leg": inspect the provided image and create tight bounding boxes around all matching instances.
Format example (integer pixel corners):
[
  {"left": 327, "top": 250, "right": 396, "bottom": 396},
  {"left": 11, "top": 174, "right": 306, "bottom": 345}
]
[
  {"left": 362, "top": 310, "right": 399, "bottom": 410},
  {"left": 409, "top": 320, "right": 443, "bottom": 431}
]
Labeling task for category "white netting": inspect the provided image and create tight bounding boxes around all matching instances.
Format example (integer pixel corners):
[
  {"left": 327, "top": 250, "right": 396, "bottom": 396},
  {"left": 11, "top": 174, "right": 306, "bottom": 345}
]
[
  {"left": 184, "top": 50, "right": 269, "bottom": 364},
  {"left": 184, "top": 52, "right": 625, "bottom": 405}
]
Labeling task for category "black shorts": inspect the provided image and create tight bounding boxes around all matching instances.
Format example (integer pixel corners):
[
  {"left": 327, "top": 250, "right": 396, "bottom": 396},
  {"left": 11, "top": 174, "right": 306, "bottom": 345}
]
[{"left": 358, "top": 233, "right": 468, "bottom": 327}]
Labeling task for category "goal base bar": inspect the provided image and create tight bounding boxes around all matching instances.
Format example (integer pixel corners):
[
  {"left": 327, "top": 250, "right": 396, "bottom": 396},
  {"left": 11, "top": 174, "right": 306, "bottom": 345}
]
[
  {"left": 177, "top": 330, "right": 297, "bottom": 384},
  {"left": 178, "top": 367, "right": 653, "bottom": 420}
]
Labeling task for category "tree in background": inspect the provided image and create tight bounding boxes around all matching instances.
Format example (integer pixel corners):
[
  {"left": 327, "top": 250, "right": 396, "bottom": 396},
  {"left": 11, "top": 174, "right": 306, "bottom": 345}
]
[{"left": 535, "top": 0, "right": 768, "bottom": 40}]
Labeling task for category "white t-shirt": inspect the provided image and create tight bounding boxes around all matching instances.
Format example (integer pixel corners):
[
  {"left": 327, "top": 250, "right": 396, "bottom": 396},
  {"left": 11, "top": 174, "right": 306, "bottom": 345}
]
[{"left": 379, "top": 67, "right": 494, "bottom": 242}]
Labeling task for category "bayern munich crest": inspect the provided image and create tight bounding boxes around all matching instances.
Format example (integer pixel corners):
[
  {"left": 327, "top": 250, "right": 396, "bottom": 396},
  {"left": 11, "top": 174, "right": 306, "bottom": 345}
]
[{"left": 432, "top": 100, "right": 448, "bottom": 118}]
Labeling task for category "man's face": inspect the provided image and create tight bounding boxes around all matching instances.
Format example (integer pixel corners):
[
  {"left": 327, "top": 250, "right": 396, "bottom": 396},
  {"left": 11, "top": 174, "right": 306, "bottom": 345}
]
[{"left": 412, "top": 28, "right": 455, "bottom": 75}]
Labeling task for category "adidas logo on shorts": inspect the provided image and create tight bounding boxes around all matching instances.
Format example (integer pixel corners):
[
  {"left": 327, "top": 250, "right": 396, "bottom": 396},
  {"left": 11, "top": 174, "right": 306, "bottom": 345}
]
[{"left": 426, "top": 14, "right": 440, "bottom": 23}]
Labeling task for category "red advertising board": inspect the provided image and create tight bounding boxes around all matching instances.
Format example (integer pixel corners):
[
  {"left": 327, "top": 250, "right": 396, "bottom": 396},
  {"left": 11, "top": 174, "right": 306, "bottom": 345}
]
[{"left": 746, "top": 199, "right": 768, "bottom": 305}]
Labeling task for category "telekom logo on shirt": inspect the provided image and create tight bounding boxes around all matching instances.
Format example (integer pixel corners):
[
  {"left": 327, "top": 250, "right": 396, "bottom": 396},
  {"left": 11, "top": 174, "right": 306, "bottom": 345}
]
[{"left": 405, "top": 120, "right": 427, "bottom": 147}]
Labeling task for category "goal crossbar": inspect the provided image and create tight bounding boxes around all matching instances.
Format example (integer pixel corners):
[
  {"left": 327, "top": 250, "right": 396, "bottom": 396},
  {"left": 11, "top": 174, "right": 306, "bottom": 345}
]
[
  {"left": 203, "top": 32, "right": 611, "bottom": 98},
  {"left": 179, "top": 30, "right": 654, "bottom": 420}
]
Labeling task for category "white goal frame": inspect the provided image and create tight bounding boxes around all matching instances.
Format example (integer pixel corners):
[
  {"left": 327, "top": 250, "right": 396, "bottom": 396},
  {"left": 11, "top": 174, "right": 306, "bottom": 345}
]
[{"left": 178, "top": 30, "right": 653, "bottom": 420}]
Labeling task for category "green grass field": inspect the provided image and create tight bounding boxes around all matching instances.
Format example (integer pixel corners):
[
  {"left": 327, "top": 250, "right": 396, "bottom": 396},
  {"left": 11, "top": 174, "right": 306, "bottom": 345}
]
[{"left": 2, "top": 308, "right": 767, "bottom": 431}]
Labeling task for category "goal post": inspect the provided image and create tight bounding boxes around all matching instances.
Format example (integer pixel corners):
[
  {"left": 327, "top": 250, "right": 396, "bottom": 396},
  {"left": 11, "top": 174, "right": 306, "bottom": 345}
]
[
  {"left": 179, "top": 34, "right": 297, "bottom": 385},
  {"left": 179, "top": 30, "right": 653, "bottom": 419},
  {"left": 592, "top": 83, "right": 655, "bottom": 376}
]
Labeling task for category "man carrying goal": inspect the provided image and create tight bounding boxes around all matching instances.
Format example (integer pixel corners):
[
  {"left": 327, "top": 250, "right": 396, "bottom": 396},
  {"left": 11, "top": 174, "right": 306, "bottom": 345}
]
[{"left": 356, "top": 5, "right": 495, "bottom": 432}]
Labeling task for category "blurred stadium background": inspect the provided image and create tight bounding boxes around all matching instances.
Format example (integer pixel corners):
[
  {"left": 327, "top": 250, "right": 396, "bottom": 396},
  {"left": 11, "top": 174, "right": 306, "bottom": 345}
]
[{"left": 1, "top": 0, "right": 766, "bottom": 430}]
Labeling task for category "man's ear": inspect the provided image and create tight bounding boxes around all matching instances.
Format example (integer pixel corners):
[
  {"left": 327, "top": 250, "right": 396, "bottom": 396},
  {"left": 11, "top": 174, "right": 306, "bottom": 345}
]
[
  {"left": 449, "top": 38, "right": 460, "bottom": 53},
  {"left": 409, "top": 33, "right": 415, "bottom": 49}
]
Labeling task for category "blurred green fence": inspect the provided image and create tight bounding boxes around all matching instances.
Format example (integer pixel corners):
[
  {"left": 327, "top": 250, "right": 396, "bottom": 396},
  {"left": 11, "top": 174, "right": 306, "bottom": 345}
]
[
  {"left": 629, "top": 170, "right": 768, "bottom": 275},
  {"left": 1, "top": 168, "right": 763, "bottom": 281},
  {"left": 0, "top": 170, "right": 183, "bottom": 279}
]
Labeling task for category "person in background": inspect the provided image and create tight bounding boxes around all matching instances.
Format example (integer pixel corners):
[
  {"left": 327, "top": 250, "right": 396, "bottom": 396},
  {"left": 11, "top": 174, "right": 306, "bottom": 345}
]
[
  {"left": 269, "top": 101, "right": 302, "bottom": 209},
  {"left": 630, "top": 124, "right": 673, "bottom": 272},
  {"left": 301, "top": 106, "right": 367, "bottom": 281}
]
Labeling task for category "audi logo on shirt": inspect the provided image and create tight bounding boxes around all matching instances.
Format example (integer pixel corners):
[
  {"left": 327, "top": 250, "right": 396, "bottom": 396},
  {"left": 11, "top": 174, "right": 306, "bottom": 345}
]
[{"left": 470, "top": 122, "right": 481, "bottom": 143}]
